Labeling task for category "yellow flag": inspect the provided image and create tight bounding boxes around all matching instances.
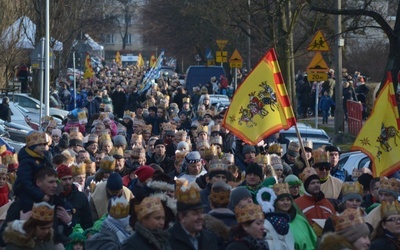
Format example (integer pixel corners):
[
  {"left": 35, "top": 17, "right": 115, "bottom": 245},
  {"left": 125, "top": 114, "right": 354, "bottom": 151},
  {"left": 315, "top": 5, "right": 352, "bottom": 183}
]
[
  {"left": 137, "top": 53, "right": 145, "bottom": 68},
  {"left": 222, "top": 48, "right": 296, "bottom": 145},
  {"left": 115, "top": 51, "right": 121, "bottom": 65},
  {"left": 149, "top": 53, "right": 156, "bottom": 67},
  {"left": 351, "top": 72, "right": 400, "bottom": 177},
  {"left": 83, "top": 53, "right": 94, "bottom": 79}
]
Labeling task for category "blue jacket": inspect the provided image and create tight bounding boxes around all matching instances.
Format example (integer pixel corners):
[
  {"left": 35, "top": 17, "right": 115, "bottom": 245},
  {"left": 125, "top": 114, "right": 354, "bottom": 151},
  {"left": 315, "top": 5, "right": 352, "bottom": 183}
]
[{"left": 319, "top": 95, "right": 335, "bottom": 110}]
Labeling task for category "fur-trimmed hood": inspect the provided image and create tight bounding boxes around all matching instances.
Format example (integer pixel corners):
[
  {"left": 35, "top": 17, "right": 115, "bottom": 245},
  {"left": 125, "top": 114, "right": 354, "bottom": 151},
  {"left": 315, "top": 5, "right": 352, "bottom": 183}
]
[
  {"left": 203, "top": 214, "right": 231, "bottom": 240},
  {"left": 147, "top": 180, "right": 175, "bottom": 192},
  {"left": 318, "top": 232, "right": 356, "bottom": 250},
  {"left": 2, "top": 220, "right": 54, "bottom": 249}
]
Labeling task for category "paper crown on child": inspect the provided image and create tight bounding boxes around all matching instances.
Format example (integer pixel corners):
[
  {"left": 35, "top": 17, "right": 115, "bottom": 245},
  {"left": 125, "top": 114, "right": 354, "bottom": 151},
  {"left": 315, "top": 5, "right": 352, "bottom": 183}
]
[
  {"left": 99, "top": 134, "right": 112, "bottom": 145},
  {"left": 196, "top": 125, "right": 208, "bottom": 135},
  {"left": 26, "top": 131, "right": 51, "bottom": 147},
  {"left": 332, "top": 208, "right": 365, "bottom": 231},
  {"left": 135, "top": 196, "right": 163, "bottom": 221},
  {"left": 32, "top": 202, "right": 55, "bottom": 222},
  {"left": 255, "top": 154, "right": 270, "bottom": 165},
  {"left": 109, "top": 196, "right": 130, "bottom": 219},
  {"left": 222, "top": 153, "right": 235, "bottom": 165},
  {"left": 203, "top": 145, "right": 218, "bottom": 160},
  {"left": 131, "top": 146, "right": 146, "bottom": 158},
  {"left": 196, "top": 138, "right": 210, "bottom": 149},
  {"left": 210, "top": 135, "right": 223, "bottom": 146},
  {"left": 70, "top": 162, "right": 86, "bottom": 176},
  {"left": 235, "top": 203, "right": 264, "bottom": 224},
  {"left": 99, "top": 156, "right": 116, "bottom": 172},
  {"left": 268, "top": 143, "right": 283, "bottom": 154}
]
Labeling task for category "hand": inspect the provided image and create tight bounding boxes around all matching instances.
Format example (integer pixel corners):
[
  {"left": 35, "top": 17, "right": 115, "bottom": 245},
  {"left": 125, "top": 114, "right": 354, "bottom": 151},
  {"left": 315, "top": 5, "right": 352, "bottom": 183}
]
[
  {"left": 43, "top": 195, "right": 50, "bottom": 202},
  {"left": 20, "top": 210, "right": 32, "bottom": 220},
  {"left": 56, "top": 206, "right": 72, "bottom": 225}
]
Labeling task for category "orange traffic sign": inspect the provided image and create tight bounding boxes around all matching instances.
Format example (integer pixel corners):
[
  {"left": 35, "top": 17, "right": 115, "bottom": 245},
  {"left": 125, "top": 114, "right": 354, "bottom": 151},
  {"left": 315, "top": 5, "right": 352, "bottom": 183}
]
[
  {"left": 229, "top": 49, "right": 243, "bottom": 68},
  {"left": 216, "top": 40, "right": 228, "bottom": 50},
  {"left": 307, "top": 52, "right": 329, "bottom": 72},
  {"left": 307, "top": 30, "right": 330, "bottom": 51}
]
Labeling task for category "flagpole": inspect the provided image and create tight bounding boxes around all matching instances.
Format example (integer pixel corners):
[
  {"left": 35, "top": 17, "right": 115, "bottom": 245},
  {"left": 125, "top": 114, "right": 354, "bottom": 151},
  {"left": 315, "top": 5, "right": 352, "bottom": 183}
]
[{"left": 293, "top": 124, "right": 312, "bottom": 169}]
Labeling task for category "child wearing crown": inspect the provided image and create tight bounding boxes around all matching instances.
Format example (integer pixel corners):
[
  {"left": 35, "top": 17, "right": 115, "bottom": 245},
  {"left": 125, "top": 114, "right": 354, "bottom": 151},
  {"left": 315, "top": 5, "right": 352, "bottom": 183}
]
[{"left": 0, "top": 164, "right": 13, "bottom": 208}]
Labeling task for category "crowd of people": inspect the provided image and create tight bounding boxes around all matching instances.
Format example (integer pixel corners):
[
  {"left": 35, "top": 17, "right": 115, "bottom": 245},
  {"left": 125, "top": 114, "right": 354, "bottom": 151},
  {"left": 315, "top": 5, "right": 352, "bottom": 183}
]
[{"left": 0, "top": 62, "right": 397, "bottom": 250}]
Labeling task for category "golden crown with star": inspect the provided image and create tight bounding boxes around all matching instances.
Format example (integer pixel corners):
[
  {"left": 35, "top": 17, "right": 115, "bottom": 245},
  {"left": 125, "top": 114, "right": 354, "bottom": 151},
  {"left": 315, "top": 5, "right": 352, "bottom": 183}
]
[
  {"left": 70, "top": 162, "right": 86, "bottom": 176},
  {"left": 341, "top": 182, "right": 363, "bottom": 197},
  {"left": 109, "top": 196, "right": 130, "bottom": 219},
  {"left": 135, "top": 196, "right": 163, "bottom": 221},
  {"left": 31, "top": 202, "right": 55, "bottom": 222},
  {"left": 235, "top": 203, "right": 264, "bottom": 223},
  {"left": 332, "top": 208, "right": 365, "bottom": 231},
  {"left": 175, "top": 179, "right": 201, "bottom": 205}
]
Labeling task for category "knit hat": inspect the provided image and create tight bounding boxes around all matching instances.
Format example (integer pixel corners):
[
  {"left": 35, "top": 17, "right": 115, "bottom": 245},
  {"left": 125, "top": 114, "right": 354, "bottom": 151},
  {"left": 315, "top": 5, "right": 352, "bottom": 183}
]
[
  {"left": 185, "top": 151, "right": 201, "bottom": 163},
  {"left": 106, "top": 173, "right": 123, "bottom": 191},
  {"left": 270, "top": 154, "right": 283, "bottom": 171},
  {"left": 246, "top": 163, "right": 263, "bottom": 180},
  {"left": 177, "top": 141, "right": 189, "bottom": 151},
  {"left": 229, "top": 186, "right": 252, "bottom": 208},
  {"left": 57, "top": 164, "right": 72, "bottom": 179},
  {"left": 242, "top": 145, "right": 256, "bottom": 155},
  {"left": 113, "top": 135, "right": 127, "bottom": 147},
  {"left": 134, "top": 165, "right": 155, "bottom": 183},
  {"left": 284, "top": 175, "right": 302, "bottom": 187},
  {"left": 208, "top": 159, "right": 229, "bottom": 180},
  {"left": 154, "top": 139, "right": 165, "bottom": 147},
  {"left": 51, "top": 129, "right": 62, "bottom": 137}
]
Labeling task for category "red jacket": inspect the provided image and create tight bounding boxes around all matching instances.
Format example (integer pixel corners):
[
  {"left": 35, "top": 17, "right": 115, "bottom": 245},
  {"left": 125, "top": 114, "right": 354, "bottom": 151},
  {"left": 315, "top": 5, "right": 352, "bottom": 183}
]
[{"left": 294, "top": 192, "right": 335, "bottom": 226}]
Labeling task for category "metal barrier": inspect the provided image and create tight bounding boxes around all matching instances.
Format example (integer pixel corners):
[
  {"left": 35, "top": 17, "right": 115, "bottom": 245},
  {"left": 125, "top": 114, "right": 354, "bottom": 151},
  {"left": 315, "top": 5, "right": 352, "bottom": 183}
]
[{"left": 347, "top": 100, "right": 363, "bottom": 136}]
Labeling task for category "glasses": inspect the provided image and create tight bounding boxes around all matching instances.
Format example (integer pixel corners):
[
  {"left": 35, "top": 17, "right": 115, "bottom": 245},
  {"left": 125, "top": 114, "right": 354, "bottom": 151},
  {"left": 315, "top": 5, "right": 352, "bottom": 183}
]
[
  {"left": 318, "top": 165, "right": 330, "bottom": 171},
  {"left": 385, "top": 217, "right": 400, "bottom": 223}
]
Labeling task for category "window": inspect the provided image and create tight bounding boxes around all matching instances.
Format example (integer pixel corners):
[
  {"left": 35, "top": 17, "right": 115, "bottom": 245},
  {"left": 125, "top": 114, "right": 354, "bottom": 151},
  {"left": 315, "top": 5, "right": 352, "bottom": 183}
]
[
  {"left": 104, "top": 34, "right": 114, "bottom": 44},
  {"left": 124, "top": 34, "right": 132, "bottom": 44}
]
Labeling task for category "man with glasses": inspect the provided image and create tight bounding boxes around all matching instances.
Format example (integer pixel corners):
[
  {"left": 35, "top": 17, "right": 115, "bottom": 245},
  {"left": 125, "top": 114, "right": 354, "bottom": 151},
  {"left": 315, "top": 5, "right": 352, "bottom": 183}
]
[{"left": 312, "top": 148, "right": 343, "bottom": 200}]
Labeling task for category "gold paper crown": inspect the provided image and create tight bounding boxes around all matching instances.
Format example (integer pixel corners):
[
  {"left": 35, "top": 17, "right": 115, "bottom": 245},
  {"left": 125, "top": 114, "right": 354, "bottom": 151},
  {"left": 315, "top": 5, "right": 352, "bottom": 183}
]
[
  {"left": 299, "top": 167, "right": 318, "bottom": 183},
  {"left": 41, "top": 115, "right": 53, "bottom": 123},
  {"left": 196, "top": 138, "right": 210, "bottom": 149},
  {"left": 85, "top": 161, "right": 96, "bottom": 174},
  {"left": 235, "top": 203, "right": 264, "bottom": 223},
  {"left": 100, "top": 156, "right": 116, "bottom": 171},
  {"left": 88, "top": 134, "right": 98, "bottom": 143},
  {"left": 109, "top": 196, "right": 130, "bottom": 219},
  {"left": 312, "top": 147, "right": 329, "bottom": 164},
  {"left": 99, "top": 133, "right": 112, "bottom": 145},
  {"left": 2, "top": 152, "right": 18, "bottom": 165},
  {"left": 135, "top": 196, "right": 163, "bottom": 221},
  {"left": 162, "top": 123, "right": 176, "bottom": 132},
  {"left": 288, "top": 141, "right": 300, "bottom": 152},
  {"left": 111, "top": 147, "right": 124, "bottom": 157},
  {"left": 210, "top": 135, "right": 223, "bottom": 146},
  {"left": 270, "top": 154, "right": 282, "bottom": 166},
  {"left": 47, "top": 119, "right": 57, "bottom": 128},
  {"left": 381, "top": 201, "right": 400, "bottom": 218},
  {"left": 69, "top": 127, "right": 79, "bottom": 133},
  {"left": 175, "top": 179, "right": 202, "bottom": 205},
  {"left": 26, "top": 131, "right": 51, "bottom": 147},
  {"left": 175, "top": 130, "right": 188, "bottom": 141},
  {"left": 204, "top": 145, "right": 218, "bottom": 160},
  {"left": 70, "top": 162, "right": 86, "bottom": 176},
  {"left": 70, "top": 132, "right": 84, "bottom": 141},
  {"left": 183, "top": 97, "right": 190, "bottom": 103},
  {"left": 131, "top": 146, "right": 146, "bottom": 158},
  {"left": 209, "top": 159, "right": 228, "bottom": 172},
  {"left": 273, "top": 183, "right": 290, "bottom": 197},
  {"left": 211, "top": 124, "right": 220, "bottom": 133},
  {"left": 31, "top": 202, "right": 55, "bottom": 222},
  {"left": 175, "top": 150, "right": 189, "bottom": 163},
  {"left": 332, "top": 208, "right": 365, "bottom": 231},
  {"left": 302, "top": 140, "right": 313, "bottom": 149},
  {"left": 341, "top": 182, "right": 363, "bottom": 197},
  {"left": 131, "top": 133, "right": 143, "bottom": 143},
  {"left": 143, "top": 124, "right": 152, "bottom": 133},
  {"left": 210, "top": 185, "right": 230, "bottom": 205},
  {"left": 268, "top": 143, "right": 283, "bottom": 154},
  {"left": 0, "top": 145, "right": 6, "bottom": 155},
  {"left": 98, "top": 112, "right": 109, "bottom": 120},
  {"left": 196, "top": 125, "right": 208, "bottom": 135},
  {"left": 380, "top": 177, "right": 400, "bottom": 193},
  {"left": 223, "top": 153, "right": 235, "bottom": 165},
  {"left": 256, "top": 154, "right": 270, "bottom": 165}
]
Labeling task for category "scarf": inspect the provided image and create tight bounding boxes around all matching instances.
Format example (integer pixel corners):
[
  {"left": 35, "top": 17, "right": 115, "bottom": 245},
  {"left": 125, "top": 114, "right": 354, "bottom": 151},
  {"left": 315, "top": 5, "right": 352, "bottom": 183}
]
[
  {"left": 102, "top": 216, "right": 131, "bottom": 243},
  {"left": 383, "top": 229, "right": 400, "bottom": 248},
  {"left": 0, "top": 184, "right": 9, "bottom": 207},
  {"left": 134, "top": 222, "right": 170, "bottom": 250},
  {"left": 241, "top": 235, "right": 269, "bottom": 250}
]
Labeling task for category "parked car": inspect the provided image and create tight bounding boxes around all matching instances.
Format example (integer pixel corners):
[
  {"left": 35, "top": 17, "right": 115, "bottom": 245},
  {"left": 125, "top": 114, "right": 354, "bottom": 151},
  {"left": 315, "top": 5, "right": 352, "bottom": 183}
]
[
  {"left": 1, "top": 93, "right": 69, "bottom": 121},
  {"left": 278, "top": 126, "right": 331, "bottom": 143},
  {"left": 185, "top": 66, "right": 226, "bottom": 95},
  {"left": 338, "top": 151, "right": 371, "bottom": 180}
]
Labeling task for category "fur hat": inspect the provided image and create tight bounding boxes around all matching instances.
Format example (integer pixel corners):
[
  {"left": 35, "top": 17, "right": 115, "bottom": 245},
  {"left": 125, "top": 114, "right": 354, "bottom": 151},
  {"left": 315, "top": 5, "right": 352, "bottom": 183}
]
[{"left": 246, "top": 163, "right": 263, "bottom": 180}]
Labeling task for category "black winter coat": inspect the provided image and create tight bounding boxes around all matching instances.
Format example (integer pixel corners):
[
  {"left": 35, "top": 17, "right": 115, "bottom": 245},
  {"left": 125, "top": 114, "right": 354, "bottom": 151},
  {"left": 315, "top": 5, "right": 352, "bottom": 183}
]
[{"left": 168, "top": 222, "right": 218, "bottom": 250}]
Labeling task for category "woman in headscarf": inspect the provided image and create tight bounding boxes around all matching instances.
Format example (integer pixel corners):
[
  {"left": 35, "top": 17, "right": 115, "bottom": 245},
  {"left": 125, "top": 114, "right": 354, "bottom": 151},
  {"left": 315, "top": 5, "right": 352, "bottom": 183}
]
[
  {"left": 226, "top": 203, "right": 268, "bottom": 250},
  {"left": 370, "top": 201, "right": 400, "bottom": 249}
]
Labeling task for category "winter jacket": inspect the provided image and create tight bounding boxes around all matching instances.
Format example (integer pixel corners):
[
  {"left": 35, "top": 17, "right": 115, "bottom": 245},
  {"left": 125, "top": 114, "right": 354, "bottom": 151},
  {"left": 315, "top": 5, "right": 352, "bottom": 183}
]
[
  {"left": 121, "top": 222, "right": 171, "bottom": 250},
  {"left": 84, "top": 99, "right": 100, "bottom": 120},
  {"left": 128, "top": 178, "right": 154, "bottom": 202},
  {"left": 168, "top": 222, "right": 218, "bottom": 250},
  {"left": 0, "top": 103, "right": 12, "bottom": 122},
  {"left": 318, "top": 95, "right": 335, "bottom": 110},
  {"left": 200, "top": 184, "right": 212, "bottom": 213},
  {"left": 370, "top": 234, "right": 400, "bottom": 250}
]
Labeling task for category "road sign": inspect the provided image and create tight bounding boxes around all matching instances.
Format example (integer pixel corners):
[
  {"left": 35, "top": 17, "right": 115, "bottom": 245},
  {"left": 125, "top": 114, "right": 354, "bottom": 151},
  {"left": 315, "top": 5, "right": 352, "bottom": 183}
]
[
  {"left": 307, "top": 30, "right": 330, "bottom": 51},
  {"left": 30, "top": 38, "right": 55, "bottom": 69},
  {"left": 216, "top": 40, "right": 228, "bottom": 50},
  {"left": 229, "top": 49, "right": 243, "bottom": 68},
  {"left": 216, "top": 51, "right": 228, "bottom": 63},
  {"left": 206, "top": 49, "right": 214, "bottom": 60},
  {"left": 307, "top": 52, "right": 329, "bottom": 72},
  {"left": 306, "top": 71, "right": 328, "bottom": 81},
  {"left": 207, "top": 59, "right": 215, "bottom": 66}
]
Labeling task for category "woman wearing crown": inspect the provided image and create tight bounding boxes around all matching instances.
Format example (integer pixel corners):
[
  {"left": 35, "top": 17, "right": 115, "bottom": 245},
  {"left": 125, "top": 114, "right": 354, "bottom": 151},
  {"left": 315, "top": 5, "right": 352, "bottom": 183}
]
[
  {"left": 370, "top": 201, "right": 400, "bottom": 249},
  {"left": 3, "top": 202, "right": 55, "bottom": 249}
]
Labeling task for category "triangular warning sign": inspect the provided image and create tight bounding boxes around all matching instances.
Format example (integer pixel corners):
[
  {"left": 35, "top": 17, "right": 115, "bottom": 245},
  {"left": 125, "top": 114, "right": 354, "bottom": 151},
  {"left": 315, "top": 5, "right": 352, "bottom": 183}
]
[
  {"left": 307, "top": 30, "right": 330, "bottom": 51},
  {"left": 307, "top": 52, "right": 329, "bottom": 72},
  {"left": 229, "top": 49, "right": 243, "bottom": 62}
]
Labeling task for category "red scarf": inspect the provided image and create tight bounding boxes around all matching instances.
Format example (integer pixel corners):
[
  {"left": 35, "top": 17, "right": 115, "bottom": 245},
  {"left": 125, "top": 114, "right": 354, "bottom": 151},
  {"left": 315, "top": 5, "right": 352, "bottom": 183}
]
[{"left": 0, "top": 184, "right": 9, "bottom": 207}]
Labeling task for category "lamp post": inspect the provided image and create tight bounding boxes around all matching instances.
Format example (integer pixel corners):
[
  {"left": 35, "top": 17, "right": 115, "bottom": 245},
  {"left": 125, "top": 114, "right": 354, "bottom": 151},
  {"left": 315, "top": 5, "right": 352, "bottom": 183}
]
[{"left": 334, "top": 0, "right": 344, "bottom": 135}]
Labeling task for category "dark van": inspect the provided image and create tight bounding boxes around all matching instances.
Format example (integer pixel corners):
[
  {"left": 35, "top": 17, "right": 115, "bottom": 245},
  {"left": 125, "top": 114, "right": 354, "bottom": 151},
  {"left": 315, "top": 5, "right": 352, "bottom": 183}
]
[{"left": 185, "top": 66, "right": 226, "bottom": 95}]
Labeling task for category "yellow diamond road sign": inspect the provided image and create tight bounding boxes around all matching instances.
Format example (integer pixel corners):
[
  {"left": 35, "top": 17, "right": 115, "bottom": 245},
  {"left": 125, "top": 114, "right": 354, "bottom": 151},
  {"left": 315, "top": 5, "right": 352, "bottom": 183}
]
[
  {"left": 307, "top": 52, "right": 329, "bottom": 73},
  {"left": 307, "top": 30, "right": 330, "bottom": 52},
  {"left": 216, "top": 40, "right": 228, "bottom": 50}
]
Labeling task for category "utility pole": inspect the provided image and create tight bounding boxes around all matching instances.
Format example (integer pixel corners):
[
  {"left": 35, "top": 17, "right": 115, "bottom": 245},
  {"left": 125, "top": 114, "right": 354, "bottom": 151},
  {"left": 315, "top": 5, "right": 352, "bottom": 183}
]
[
  {"left": 334, "top": 0, "right": 344, "bottom": 136},
  {"left": 247, "top": 0, "right": 251, "bottom": 70}
]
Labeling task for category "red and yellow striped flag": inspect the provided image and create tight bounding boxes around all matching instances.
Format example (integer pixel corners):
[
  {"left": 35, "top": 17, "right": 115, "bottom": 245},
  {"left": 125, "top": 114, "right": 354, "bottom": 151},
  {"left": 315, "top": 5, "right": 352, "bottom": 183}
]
[
  {"left": 222, "top": 48, "right": 296, "bottom": 145},
  {"left": 137, "top": 53, "right": 145, "bottom": 68},
  {"left": 351, "top": 72, "right": 400, "bottom": 177},
  {"left": 83, "top": 52, "right": 94, "bottom": 79},
  {"left": 149, "top": 53, "right": 156, "bottom": 67}
]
